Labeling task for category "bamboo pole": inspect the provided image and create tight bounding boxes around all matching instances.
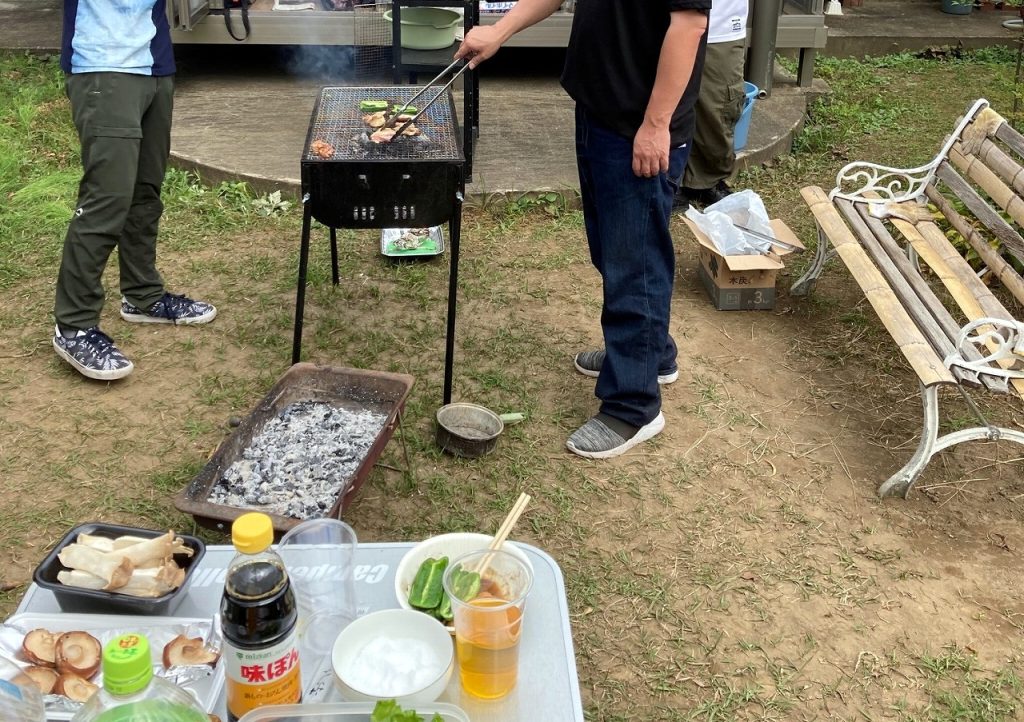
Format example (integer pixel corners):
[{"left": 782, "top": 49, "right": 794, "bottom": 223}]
[
  {"left": 925, "top": 183, "right": 1024, "bottom": 307},
  {"left": 935, "top": 162, "right": 1024, "bottom": 264},
  {"left": 949, "top": 142, "right": 1024, "bottom": 229}
]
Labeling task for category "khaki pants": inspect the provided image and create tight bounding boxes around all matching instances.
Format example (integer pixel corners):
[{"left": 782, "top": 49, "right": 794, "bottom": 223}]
[
  {"left": 682, "top": 39, "right": 747, "bottom": 191},
  {"left": 54, "top": 72, "right": 174, "bottom": 331}
]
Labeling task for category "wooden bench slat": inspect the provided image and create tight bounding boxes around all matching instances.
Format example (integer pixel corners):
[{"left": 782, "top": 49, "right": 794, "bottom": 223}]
[
  {"left": 950, "top": 142, "right": 1024, "bottom": 231},
  {"left": 846, "top": 201, "right": 995, "bottom": 390},
  {"left": 802, "top": 186, "right": 957, "bottom": 388},
  {"left": 935, "top": 162, "right": 1024, "bottom": 265},
  {"left": 994, "top": 116, "right": 1024, "bottom": 160},
  {"left": 839, "top": 199, "right": 982, "bottom": 388},
  {"left": 924, "top": 182, "right": 1024, "bottom": 307},
  {"left": 888, "top": 213, "right": 1024, "bottom": 397}
]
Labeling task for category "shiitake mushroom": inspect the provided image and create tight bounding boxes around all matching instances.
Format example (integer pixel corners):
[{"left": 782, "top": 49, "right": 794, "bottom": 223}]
[
  {"left": 162, "top": 635, "right": 219, "bottom": 668},
  {"left": 23, "top": 666, "right": 59, "bottom": 695},
  {"left": 54, "top": 631, "right": 102, "bottom": 679},
  {"left": 21, "top": 629, "right": 58, "bottom": 667},
  {"left": 52, "top": 673, "right": 98, "bottom": 703}
]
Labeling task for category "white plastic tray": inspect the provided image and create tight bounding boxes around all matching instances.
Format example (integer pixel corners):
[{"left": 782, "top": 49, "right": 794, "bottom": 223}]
[
  {"left": 0, "top": 612, "right": 224, "bottom": 721},
  {"left": 239, "top": 701, "right": 470, "bottom": 722}
]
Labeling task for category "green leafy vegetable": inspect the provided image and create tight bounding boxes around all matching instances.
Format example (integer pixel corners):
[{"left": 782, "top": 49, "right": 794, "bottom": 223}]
[{"left": 369, "top": 699, "right": 445, "bottom": 722}]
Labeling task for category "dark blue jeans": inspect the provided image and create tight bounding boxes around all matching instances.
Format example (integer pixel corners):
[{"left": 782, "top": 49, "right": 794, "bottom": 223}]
[{"left": 575, "top": 105, "right": 689, "bottom": 428}]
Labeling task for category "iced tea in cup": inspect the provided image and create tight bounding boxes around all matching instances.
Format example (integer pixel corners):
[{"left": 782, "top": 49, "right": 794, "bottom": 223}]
[{"left": 443, "top": 548, "right": 533, "bottom": 699}]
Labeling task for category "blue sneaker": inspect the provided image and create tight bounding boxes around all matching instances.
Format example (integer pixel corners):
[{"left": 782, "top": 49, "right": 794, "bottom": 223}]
[
  {"left": 121, "top": 292, "right": 217, "bottom": 325},
  {"left": 53, "top": 325, "right": 133, "bottom": 380}
]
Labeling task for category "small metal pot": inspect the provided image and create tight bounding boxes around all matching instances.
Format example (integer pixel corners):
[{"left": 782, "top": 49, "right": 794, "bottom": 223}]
[{"left": 435, "top": 403, "right": 520, "bottom": 458}]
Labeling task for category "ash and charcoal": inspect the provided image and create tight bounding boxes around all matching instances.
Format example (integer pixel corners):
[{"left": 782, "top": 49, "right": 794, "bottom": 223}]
[
  {"left": 209, "top": 401, "right": 387, "bottom": 519},
  {"left": 348, "top": 131, "right": 433, "bottom": 156}
]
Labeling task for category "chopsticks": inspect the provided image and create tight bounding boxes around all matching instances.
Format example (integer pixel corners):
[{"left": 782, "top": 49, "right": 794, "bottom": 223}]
[
  {"left": 474, "top": 492, "right": 531, "bottom": 575},
  {"left": 384, "top": 61, "right": 471, "bottom": 142}
]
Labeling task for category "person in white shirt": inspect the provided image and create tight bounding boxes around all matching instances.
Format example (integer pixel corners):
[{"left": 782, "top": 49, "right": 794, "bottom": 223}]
[{"left": 677, "top": 0, "right": 749, "bottom": 207}]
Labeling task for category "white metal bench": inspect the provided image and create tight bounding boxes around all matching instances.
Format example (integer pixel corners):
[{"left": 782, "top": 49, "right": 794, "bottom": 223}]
[{"left": 795, "top": 99, "right": 1024, "bottom": 497}]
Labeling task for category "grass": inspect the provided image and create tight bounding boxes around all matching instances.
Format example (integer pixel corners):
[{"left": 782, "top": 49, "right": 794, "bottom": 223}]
[{"left": 3, "top": 46, "right": 1024, "bottom": 721}]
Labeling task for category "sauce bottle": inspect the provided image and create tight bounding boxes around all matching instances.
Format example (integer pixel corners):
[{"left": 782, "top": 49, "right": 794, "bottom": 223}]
[
  {"left": 70, "top": 634, "right": 207, "bottom": 722},
  {"left": 221, "top": 512, "right": 302, "bottom": 722}
]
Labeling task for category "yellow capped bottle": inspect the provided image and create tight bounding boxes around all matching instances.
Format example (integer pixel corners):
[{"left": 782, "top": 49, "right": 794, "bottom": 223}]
[{"left": 221, "top": 512, "right": 301, "bottom": 721}]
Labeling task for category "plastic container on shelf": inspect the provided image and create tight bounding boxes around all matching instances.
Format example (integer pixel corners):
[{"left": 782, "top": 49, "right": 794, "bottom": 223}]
[
  {"left": 238, "top": 701, "right": 471, "bottom": 722},
  {"left": 733, "top": 81, "right": 760, "bottom": 153},
  {"left": 69, "top": 634, "right": 208, "bottom": 722},
  {"left": 0, "top": 655, "right": 45, "bottom": 721}
]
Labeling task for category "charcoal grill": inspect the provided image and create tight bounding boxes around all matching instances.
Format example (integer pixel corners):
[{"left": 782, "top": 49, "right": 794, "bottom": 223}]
[{"left": 293, "top": 84, "right": 470, "bottom": 404}]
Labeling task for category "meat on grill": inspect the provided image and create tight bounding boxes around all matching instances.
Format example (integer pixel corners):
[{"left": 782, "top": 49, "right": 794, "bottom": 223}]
[{"left": 310, "top": 139, "right": 335, "bottom": 159}]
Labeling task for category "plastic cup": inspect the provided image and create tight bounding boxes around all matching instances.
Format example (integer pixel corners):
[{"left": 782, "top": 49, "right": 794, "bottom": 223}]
[
  {"left": 442, "top": 548, "right": 533, "bottom": 700},
  {"left": 277, "top": 519, "right": 358, "bottom": 657}
]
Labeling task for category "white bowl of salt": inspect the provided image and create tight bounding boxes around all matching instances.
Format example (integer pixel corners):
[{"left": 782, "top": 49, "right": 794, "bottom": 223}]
[{"left": 331, "top": 608, "right": 454, "bottom": 705}]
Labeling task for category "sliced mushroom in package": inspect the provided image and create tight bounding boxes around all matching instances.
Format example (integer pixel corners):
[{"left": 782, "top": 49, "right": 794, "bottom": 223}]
[{"left": 0, "top": 612, "right": 223, "bottom": 719}]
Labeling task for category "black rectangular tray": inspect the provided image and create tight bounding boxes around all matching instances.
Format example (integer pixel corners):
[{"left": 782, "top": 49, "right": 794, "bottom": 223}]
[
  {"left": 174, "top": 363, "right": 414, "bottom": 536},
  {"left": 32, "top": 522, "right": 206, "bottom": 615}
]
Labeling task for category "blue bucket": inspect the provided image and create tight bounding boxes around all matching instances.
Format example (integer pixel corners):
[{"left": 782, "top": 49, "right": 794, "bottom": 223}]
[{"left": 733, "top": 81, "right": 759, "bottom": 152}]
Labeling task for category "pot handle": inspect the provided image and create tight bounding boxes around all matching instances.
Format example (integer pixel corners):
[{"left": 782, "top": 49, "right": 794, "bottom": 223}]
[{"left": 499, "top": 412, "right": 525, "bottom": 425}]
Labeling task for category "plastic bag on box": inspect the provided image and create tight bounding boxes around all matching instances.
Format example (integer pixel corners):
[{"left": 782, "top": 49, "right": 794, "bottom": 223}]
[{"left": 684, "top": 189, "right": 775, "bottom": 256}]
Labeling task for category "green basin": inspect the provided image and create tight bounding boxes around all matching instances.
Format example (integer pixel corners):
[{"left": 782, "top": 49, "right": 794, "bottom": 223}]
[{"left": 383, "top": 7, "right": 461, "bottom": 51}]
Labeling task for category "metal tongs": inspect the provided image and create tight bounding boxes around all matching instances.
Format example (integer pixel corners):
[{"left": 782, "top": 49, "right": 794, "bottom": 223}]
[
  {"left": 734, "top": 222, "right": 805, "bottom": 254},
  {"left": 383, "top": 58, "right": 471, "bottom": 142}
]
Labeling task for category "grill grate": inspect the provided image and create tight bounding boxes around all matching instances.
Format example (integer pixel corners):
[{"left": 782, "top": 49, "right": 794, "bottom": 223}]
[{"left": 305, "top": 86, "right": 463, "bottom": 162}]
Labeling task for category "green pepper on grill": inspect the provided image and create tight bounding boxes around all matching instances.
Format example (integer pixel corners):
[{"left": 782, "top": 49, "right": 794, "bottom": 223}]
[
  {"left": 359, "top": 99, "right": 389, "bottom": 112},
  {"left": 408, "top": 556, "right": 448, "bottom": 610}
]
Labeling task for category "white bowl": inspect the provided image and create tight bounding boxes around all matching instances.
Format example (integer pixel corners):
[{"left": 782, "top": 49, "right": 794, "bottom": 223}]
[
  {"left": 394, "top": 532, "right": 534, "bottom": 631},
  {"left": 331, "top": 609, "right": 454, "bottom": 705}
]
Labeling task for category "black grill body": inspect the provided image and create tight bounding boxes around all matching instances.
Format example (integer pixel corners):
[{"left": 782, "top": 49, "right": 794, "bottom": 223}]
[
  {"left": 293, "top": 85, "right": 470, "bottom": 404},
  {"left": 302, "top": 161, "right": 463, "bottom": 229}
]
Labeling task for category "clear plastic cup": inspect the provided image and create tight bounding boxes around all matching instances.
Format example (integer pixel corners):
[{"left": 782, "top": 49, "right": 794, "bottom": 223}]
[
  {"left": 0, "top": 656, "right": 45, "bottom": 721},
  {"left": 277, "top": 519, "right": 358, "bottom": 657},
  {"left": 442, "top": 548, "right": 533, "bottom": 700}
]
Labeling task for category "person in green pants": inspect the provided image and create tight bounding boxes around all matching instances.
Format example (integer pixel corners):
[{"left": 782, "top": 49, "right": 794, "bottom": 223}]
[
  {"left": 53, "top": 0, "right": 217, "bottom": 381},
  {"left": 676, "top": 0, "right": 749, "bottom": 208}
]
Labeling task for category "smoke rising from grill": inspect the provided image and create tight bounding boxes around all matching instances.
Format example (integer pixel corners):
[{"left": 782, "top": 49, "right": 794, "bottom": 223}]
[{"left": 280, "top": 44, "right": 358, "bottom": 82}]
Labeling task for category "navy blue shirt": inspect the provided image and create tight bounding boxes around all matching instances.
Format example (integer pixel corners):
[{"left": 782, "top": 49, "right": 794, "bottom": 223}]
[
  {"left": 561, "top": 0, "right": 711, "bottom": 145},
  {"left": 61, "top": 0, "right": 175, "bottom": 76}
]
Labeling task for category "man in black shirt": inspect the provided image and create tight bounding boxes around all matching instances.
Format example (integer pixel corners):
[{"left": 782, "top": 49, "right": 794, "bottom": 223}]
[{"left": 457, "top": 0, "right": 710, "bottom": 459}]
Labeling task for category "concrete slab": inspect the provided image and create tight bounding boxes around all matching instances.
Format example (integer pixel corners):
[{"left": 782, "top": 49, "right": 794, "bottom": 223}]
[
  {"left": 169, "top": 48, "right": 817, "bottom": 198},
  {"left": 825, "top": 0, "right": 1021, "bottom": 57},
  {"left": 0, "top": 0, "right": 60, "bottom": 51}
]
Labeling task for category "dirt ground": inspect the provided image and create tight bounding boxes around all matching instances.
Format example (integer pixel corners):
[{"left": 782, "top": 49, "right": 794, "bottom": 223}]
[{"left": 2, "top": 208, "right": 1023, "bottom": 720}]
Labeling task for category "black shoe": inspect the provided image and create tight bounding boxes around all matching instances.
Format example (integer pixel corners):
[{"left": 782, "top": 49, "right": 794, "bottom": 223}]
[
  {"left": 672, "top": 186, "right": 702, "bottom": 211},
  {"left": 675, "top": 181, "right": 734, "bottom": 210},
  {"left": 703, "top": 180, "right": 734, "bottom": 206}
]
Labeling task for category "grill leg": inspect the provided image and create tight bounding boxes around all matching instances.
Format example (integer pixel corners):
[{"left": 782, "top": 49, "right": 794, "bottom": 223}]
[
  {"left": 443, "top": 194, "right": 463, "bottom": 405},
  {"left": 330, "top": 227, "right": 340, "bottom": 286},
  {"left": 292, "top": 205, "right": 313, "bottom": 365}
]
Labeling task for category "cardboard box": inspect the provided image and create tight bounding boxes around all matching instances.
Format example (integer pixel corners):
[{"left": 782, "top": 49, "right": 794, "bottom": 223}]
[{"left": 684, "top": 217, "right": 804, "bottom": 311}]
